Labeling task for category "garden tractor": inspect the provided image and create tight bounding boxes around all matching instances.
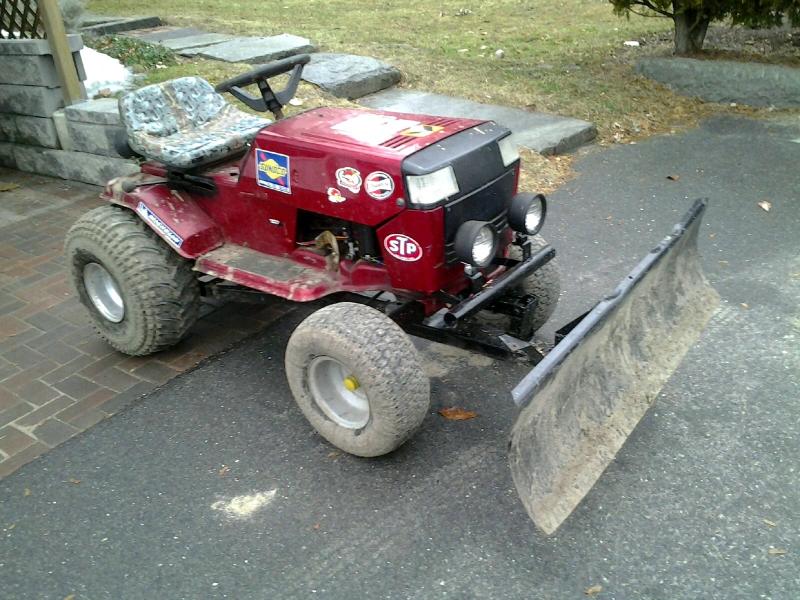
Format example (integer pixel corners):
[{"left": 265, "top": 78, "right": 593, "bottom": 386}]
[{"left": 65, "top": 55, "right": 719, "bottom": 534}]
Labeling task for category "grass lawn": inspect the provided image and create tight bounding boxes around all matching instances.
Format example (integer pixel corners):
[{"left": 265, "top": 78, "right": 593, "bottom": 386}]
[{"left": 86, "top": 0, "right": 793, "bottom": 189}]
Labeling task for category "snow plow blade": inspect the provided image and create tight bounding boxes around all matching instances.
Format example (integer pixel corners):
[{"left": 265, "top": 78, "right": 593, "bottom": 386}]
[{"left": 509, "top": 199, "right": 719, "bottom": 535}]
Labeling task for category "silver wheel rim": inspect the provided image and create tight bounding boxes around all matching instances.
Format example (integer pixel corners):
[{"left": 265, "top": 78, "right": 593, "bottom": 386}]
[
  {"left": 308, "top": 356, "right": 370, "bottom": 429},
  {"left": 83, "top": 262, "right": 125, "bottom": 323}
]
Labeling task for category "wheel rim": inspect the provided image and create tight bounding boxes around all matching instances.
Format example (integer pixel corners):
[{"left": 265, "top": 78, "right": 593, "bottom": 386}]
[
  {"left": 82, "top": 262, "right": 125, "bottom": 323},
  {"left": 308, "top": 356, "right": 370, "bottom": 429}
]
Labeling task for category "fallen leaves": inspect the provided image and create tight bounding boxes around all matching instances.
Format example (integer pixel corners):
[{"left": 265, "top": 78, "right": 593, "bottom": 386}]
[
  {"left": 768, "top": 547, "right": 787, "bottom": 556},
  {"left": 763, "top": 518, "right": 777, "bottom": 528},
  {"left": 218, "top": 465, "right": 230, "bottom": 477},
  {"left": 0, "top": 182, "right": 20, "bottom": 192},
  {"left": 64, "top": 478, "right": 81, "bottom": 485},
  {"left": 438, "top": 407, "right": 478, "bottom": 421},
  {"left": 23, "top": 488, "right": 31, "bottom": 497},
  {"left": 585, "top": 584, "right": 603, "bottom": 596},
  {"left": 757, "top": 200, "right": 772, "bottom": 212},
  {"left": 666, "top": 174, "right": 680, "bottom": 181}
]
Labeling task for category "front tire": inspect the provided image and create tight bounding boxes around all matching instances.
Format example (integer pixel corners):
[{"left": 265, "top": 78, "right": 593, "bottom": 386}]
[
  {"left": 285, "top": 302, "right": 430, "bottom": 457},
  {"left": 65, "top": 205, "right": 200, "bottom": 356}
]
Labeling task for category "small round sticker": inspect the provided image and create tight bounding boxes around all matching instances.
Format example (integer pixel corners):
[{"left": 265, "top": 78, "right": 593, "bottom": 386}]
[
  {"left": 365, "top": 171, "right": 395, "bottom": 201},
  {"left": 327, "top": 187, "right": 345, "bottom": 203}
]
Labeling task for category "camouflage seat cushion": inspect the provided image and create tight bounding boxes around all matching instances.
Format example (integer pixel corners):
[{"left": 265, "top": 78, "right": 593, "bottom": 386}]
[{"left": 119, "top": 77, "right": 270, "bottom": 170}]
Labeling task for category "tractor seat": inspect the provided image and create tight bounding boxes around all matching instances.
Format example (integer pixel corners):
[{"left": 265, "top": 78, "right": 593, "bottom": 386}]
[{"left": 119, "top": 77, "right": 271, "bottom": 170}]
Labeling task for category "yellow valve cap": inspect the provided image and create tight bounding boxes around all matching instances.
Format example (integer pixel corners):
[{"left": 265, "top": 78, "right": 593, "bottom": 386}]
[{"left": 343, "top": 375, "right": 360, "bottom": 392}]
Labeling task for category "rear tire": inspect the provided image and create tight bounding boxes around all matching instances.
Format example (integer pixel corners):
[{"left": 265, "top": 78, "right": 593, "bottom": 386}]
[
  {"left": 65, "top": 205, "right": 200, "bottom": 356},
  {"left": 285, "top": 302, "right": 430, "bottom": 457},
  {"left": 477, "top": 234, "right": 561, "bottom": 334}
]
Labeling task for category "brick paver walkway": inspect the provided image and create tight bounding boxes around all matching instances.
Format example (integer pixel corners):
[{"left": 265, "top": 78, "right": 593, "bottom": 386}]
[{"left": 0, "top": 168, "right": 289, "bottom": 478}]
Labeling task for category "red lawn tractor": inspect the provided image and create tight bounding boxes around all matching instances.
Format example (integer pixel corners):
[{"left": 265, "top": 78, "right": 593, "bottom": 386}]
[{"left": 66, "top": 55, "right": 719, "bottom": 534}]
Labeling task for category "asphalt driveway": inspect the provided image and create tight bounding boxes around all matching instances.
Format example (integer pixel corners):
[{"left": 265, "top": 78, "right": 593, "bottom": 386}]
[{"left": 1, "top": 115, "right": 798, "bottom": 599}]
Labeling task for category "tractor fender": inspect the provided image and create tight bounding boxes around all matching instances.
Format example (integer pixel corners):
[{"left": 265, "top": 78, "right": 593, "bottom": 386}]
[{"left": 104, "top": 174, "right": 223, "bottom": 259}]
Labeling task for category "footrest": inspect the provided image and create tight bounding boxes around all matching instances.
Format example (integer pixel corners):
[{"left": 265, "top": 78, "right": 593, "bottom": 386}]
[{"left": 195, "top": 244, "right": 340, "bottom": 301}]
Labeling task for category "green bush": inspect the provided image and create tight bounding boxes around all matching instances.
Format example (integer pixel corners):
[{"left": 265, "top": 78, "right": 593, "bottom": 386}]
[{"left": 86, "top": 35, "right": 178, "bottom": 71}]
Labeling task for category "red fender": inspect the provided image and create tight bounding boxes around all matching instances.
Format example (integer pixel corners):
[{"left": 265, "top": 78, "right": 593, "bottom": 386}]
[{"left": 104, "top": 174, "right": 223, "bottom": 259}]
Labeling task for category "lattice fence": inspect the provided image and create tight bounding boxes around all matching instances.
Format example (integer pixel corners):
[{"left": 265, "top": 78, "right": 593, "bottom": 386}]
[{"left": 0, "top": 0, "right": 44, "bottom": 39}]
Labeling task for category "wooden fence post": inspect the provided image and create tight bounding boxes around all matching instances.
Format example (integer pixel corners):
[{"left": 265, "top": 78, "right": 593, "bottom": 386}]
[{"left": 37, "top": 0, "right": 84, "bottom": 105}]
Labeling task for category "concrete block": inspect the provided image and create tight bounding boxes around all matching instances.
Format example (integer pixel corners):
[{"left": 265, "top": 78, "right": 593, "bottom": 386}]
[
  {"left": 13, "top": 145, "right": 59, "bottom": 177},
  {"left": 194, "top": 34, "right": 315, "bottom": 63},
  {"left": 0, "top": 34, "right": 83, "bottom": 55},
  {"left": 80, "top": 16, "right": 162, "bottom": 36},
  {"left": 0, "top": 114, "right": 14, "bottom": 141},
  {"left": 64, "top": 98, "right": 121, "bottom": 125},
  {"left": 302, "top": 53, "right": 401, "bottom": 99},
  {"left": 0, "top": 53, "right": 84, "bottom": 87},
  {"left": 65, "top": 120, "right": 128, "bottom": 157},
  {"left": 0, "top": 142, "right": 17, "bottom": 169},
  {"left": 41, "top": 150, "right": 139, "bottom": 185},
  {"left": 0, "top": 84, "right": 65, "bottom": 117},
  {"left": 359, "top": 90, "right": 597, "bottom": 155},
  {"left": 0, "top": 114, "right": 60, "bottom": 148},
  {"left": 52, "top": 110, "right": 74, "bottom": 151}
]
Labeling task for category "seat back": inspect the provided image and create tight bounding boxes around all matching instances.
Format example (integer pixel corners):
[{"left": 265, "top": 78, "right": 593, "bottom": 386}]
[{"left": 119, "top": 77, "right": 228, "bottom": 140}]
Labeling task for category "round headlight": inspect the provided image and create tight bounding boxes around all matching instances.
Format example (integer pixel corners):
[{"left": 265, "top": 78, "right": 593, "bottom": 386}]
[
  {"left": 454, "top": 221, "right": 498, "bottom": 267},
  {"left": 509, "top": 193, "right": 547, "bottom": 236}
]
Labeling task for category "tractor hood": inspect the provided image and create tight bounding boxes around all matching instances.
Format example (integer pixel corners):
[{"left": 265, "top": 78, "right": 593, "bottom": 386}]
[{"left": 262, "top": 107, "right": 485, "bottom": 158}]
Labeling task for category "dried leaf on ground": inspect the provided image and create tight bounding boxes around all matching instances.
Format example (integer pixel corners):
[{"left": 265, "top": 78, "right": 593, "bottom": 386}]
[
  {"left": 65, "top": 478, "right": 81, "bottom": 485},
  {"left": 0, "top": 182, "right": 20, "bottom": 192},
  {"left": 757, "top": 200, "right": 772, "bottom": 212},
  {"left": 666, "top": 174, "right": 680, "bottom": 181},
  {"left": 585, "top": 584, "right": 603, "bottom": 596},
  {"left": 768, "top": 548, "right": 787, "bottom": 556},
  {"left": 740, "top": 303, "right": 749, "bottom": 309},
  {"left": 327, "top": 451, "right": 341, "bottom": 459},
  {"left": 438, "top": 407, "right": 478, "bottom": 420},
  {"left": 218, "top": 465, "right": 230, "bottom": 476},
  {"left": 763, "top": 518, "right": 777, "bottom": 528},
  {"left": 23, "top": 488, "right": 31, "bottom": 497}
]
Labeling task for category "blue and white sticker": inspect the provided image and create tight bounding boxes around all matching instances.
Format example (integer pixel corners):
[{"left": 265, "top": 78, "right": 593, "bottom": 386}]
[
  {"left": 137, "top": 202, "right": 183, "bottom": 248},
  {"left": 255, "top": 149, "right": 291, "bottom": 194}
]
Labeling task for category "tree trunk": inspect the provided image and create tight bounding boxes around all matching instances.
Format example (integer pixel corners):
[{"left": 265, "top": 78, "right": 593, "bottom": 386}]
[{"left": 672, "top": 5, "right": 710, "bottom": 55}]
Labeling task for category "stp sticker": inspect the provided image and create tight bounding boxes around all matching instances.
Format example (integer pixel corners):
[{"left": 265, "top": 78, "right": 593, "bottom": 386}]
[
  {"left": 327, "top": 187, "right": 345, "bottom": 203},
  {"left": 136, "top": 202, "right": 183, "bottom": 248},
  {"left": 255, "top": 149, "right": 291, "bottom": 194},
  {"left": 364, "top": 171, "right": 394, "bottom": 201},
  {"left": 384, "top": 233, "right": 423, "bottom": 262},
  {"left": 400, "top": 124, "right": 444, "bottom": 138},
  {"left": 336, "top": 167, "right": 362, "bottom": 194}
]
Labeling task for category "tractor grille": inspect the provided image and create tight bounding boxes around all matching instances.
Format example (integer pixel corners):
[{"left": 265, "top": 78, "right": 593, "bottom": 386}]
[{"left": 443, "top": 169, "right": 515, "bottom": 263}]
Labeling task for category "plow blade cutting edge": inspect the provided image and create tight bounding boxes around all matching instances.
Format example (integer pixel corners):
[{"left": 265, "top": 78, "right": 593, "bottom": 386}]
[{"left": 509, "top": 199, "right": 720, "bottom": 535}]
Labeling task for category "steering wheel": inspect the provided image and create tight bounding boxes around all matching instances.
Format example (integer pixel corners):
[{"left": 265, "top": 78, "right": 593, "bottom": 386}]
[{"left": 215, "top": 54, "right": 311, "bottom": 119}]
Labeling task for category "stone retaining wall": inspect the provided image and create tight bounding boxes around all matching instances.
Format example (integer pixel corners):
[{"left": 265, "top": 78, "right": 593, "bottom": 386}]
[{"left": 0, "top": 35, "right": 138, "bottom": 186}]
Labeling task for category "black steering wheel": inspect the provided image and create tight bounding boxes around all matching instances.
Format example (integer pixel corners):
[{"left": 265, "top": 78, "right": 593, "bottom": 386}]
[{"left": 215, "top": 54, "right": 311, "bottom": 119}]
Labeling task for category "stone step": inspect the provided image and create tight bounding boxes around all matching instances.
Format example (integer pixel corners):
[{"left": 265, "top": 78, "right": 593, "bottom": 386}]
[
  {"left": 80, "top": 16, "right": 162, "bottom": 37},
  {"left": 301, "top": 53, "right": 401, "bottom": 100},
  {"left": 359, "top": 90, "right": 596, "bottom": 155},
  {"left": 190, "top": 34, "right": 315, "bottom": 63}
]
